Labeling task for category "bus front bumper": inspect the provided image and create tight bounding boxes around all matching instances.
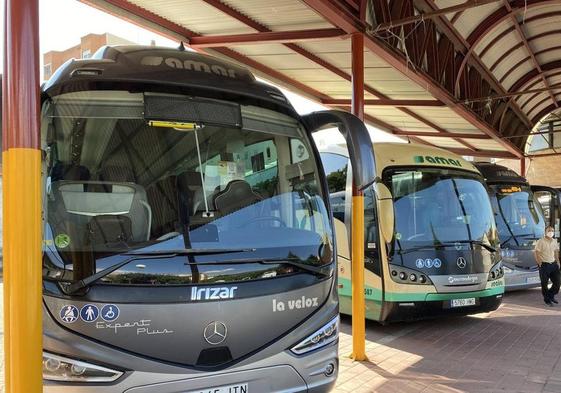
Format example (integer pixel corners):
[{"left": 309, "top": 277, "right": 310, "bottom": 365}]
[
  {"left": 381, "top": 292, "right": 503, "bottom": 322},
  {"left": 503, "top": 268, "right": 541, "bottom": 291},
  {"left": 43, "top": 304, "right": 338, "bottom": 393}
]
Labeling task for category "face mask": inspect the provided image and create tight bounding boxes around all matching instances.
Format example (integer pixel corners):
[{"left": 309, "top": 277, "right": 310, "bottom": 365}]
[{"left": 546, "top": 232, "right": 555, "bottom": 238}]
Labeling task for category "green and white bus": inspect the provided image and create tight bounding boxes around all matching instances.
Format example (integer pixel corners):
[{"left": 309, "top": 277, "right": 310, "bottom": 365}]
[{"left": 320, "top": 143, "right": 504, "bottom": 322}]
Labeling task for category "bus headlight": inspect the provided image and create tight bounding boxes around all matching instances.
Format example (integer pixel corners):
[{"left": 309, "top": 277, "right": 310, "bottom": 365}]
[
  {"left": 487, "top": 262, "right": 504, "bottom": 281},
  {"left": 389, "top": 264, "right": 432, "bottom": 285},
  {"left": 291, "top": 316, "right": 338, "bottom": 355},
  {"left": 43, "top": 352, "right": 123, "bottom": 382}
]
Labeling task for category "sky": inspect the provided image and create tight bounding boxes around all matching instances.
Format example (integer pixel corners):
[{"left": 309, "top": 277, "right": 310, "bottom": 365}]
[{"left": 0, "top": 0, "right": 401, "bottom": 145}]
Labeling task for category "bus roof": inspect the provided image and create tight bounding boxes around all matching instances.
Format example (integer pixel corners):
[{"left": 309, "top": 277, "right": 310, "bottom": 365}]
[
  {"left": 473, "top": 162, "right": 528, "bottom": 185},
  {"left": 42, "top": 45, "right": 295, "bottom": 113},
  {"left": 319, "top": 143, "right": 478, "bottom": 175},
  {"left": 373, "top": 143, "right": 479, "bottom": 175}
]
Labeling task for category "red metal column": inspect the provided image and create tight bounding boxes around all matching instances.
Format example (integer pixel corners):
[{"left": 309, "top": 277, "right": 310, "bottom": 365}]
[
  {"left": 3, "top": 0, "right": 43, "bottom": 392},
  {"left": 521, "top": 158, "right": 526, "bottom": 177},
  {"left": 350, "top": 32, "right": 367, "bottom": 361},
  {"left": 352, "top": 33, "right": 365, "bottom": 122}
]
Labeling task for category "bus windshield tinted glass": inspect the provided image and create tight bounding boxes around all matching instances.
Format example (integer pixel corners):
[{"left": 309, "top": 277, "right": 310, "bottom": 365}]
[
  {"left": 42, "top": 91, "right": 331, "bottom": 284},
  {"left": 491, "top": 185, "right": 545, "bottom": 245},
  {"left": 385, "top": 168, "right": 497, "bottom": 252}
]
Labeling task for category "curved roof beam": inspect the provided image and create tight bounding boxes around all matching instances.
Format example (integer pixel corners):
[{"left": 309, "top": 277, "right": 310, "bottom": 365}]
[
  {"left": 479, "top": 10, "right": 561, "bottom": 59},
  {"left": 527, "top": 94, "right": 561, "bottom": 120},
  {"left": 455, "top": 0, "right": 558, "bottom": 92},
  {"left": 499, "top": 40, "right": 561, "bottom": 86},
  {"left": 492, "top": 30, "right": 561, "bottom": 82},
  {"left": 522, "top": 91, "right": 549, "bottom": 111},
  {"left": 466, "top": 0, "right": 559, "bottom": 47},
  {"left": 519, "top": 70, "right": 561, "bottom": 94},
  {"left": 532, "top": 102, "right": 561, "bottom": 124},
  {"left": 509, "top": 60, "right": 561, "bottom": 93},
  {"left": 518, "top": 72, "right": 561, "bottom": 109}
]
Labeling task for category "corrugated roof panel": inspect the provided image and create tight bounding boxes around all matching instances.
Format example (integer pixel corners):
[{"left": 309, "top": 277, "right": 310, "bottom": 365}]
[
  {"left": 129, "top": 0, "right": 254, "bottom": 35},
  {"left": 406, "top": 107, "right": 484, "bottom": 130},
  {"left": 365, "top": 107, "right": 431, "bottom": 130},
  {"left": 466, "top": 139, "right": 508, "bottom": 151},
  {"left": 518, "top": 3, "right": 561, "bottom": 20},
  {"left": 476, "top": 24, "right": 517, "bottom": 58},
  {"left": 302, "top": 80, "right": 352, "bottom": 95},
  {"left": 449, "top": 2, "right": 503, "bottom": 37},
  {"left": 528, "top": 97, "right": 561, "bottom": 121},
  {"left": 223, "top": 0, "right": 333, "bottom": 31},
  {"left": 231, "top": 43, "right": 296, "bottom": 56},
  {"left": 297, "top": 40, "right": 350, "bottom": 54},
  {"left": 538, "top": 49, "right": 561, "bottom": 65},
  {"left": 280, "top": 68, "right": 346, "bottom": 82},
  {"left": 528, "top": 31, "right": 561, "bottom": 53},
  {"left": 417, "top": 137, "right": 474, "bottom": 149},
  {"left": 364, "top": 67, "right": 411, "bottom": 82},
  {"left": 502, "top": 62, "right": 536, "bottom": 91},
  {"left": 232, "top": 48, "right": 326, "bottom": 70},
  {"left": 545, "top": 74, "right": 561, "bottom": 86},
  {"left": 520, "top": 16, "right": 559, "bottom": 37},
  {"left": 517, "top": 85, "right": 546, "bottom": 109},
  {"left": 492, "top": 49, "right": 532, "bottom": 83}
]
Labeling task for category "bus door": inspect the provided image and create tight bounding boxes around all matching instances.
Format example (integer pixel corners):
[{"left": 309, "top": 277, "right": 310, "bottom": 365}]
[{"left": 532, "top": 185, "right": 561, "bottom": 240}]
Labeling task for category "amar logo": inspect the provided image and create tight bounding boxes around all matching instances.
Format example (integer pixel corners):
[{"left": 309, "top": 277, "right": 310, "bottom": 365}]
[{"left": 413, "top": 155, "right": 462, "bottom": 167}]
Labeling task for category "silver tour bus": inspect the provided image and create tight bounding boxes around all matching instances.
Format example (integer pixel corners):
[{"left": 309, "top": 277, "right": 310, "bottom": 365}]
[
  {"left": 475, "top": 163, "right": 546, "bottom": 290},
  {"left": 40, "top": 45, "right": 376, "bottom": 392}
]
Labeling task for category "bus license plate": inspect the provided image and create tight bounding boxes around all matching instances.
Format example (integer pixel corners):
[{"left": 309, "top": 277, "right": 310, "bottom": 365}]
[
  {"left": 451, "top": 298, "right": 476, "bottom": 308},
  {"left": 527, "top": 276, "right": 541, "bottom": 284},
  {"left": 187, "top": 383, "right": 248, "bottom": 393}
]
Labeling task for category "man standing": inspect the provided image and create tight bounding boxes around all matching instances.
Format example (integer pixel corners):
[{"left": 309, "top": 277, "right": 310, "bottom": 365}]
[{"left": 534, "top": 226, "right": 560, "bottom": 306}]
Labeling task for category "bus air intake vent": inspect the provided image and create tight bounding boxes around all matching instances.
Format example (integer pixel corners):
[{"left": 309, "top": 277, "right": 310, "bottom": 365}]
[
  {"left": 267, "top": 90, "right": 287, "bottom": 102},
  {"left": 196, "top": 347, "right": 233, "bottom": 367},
  {"left": 144, "top": 95, "right": 242, "bottom": 128}
]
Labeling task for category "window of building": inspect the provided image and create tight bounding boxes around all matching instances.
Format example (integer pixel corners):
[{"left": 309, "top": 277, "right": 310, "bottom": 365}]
[
  {"left": 43, "top": 64, "right": 52, "bottom": 79},
  {"left": 82, "top": 49, "right": 91, "bottom": 59}
]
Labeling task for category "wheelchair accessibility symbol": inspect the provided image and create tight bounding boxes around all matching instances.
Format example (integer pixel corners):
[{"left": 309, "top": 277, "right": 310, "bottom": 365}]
[
  {"left": 60, "top": 305, "right": 79, "bottom": 323},
  {"left": 101, "top": 304, "right": 120, "bottom": 322}
]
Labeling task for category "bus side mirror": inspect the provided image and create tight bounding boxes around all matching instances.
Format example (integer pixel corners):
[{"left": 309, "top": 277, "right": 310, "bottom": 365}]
[
  {"left": 302, "top": 110, "right": 376, "bottom": 190},
  {"left": 375, "top": 183, "right": 394, "bottom": 244}
]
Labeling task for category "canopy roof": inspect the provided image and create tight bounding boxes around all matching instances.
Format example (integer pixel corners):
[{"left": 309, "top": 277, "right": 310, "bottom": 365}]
[{"left": 81, "top": 0, "right": 561, "bottom": 160}]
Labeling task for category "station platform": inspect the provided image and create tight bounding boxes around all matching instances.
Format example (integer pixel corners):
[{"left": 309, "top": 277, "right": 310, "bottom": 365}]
[{"left": 1, "top": 285, "right": 561, "bottom": 392}]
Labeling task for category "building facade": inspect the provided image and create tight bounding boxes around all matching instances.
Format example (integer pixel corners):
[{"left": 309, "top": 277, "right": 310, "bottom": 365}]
[{"left": 43, "top": 33, "right": 135, "bottom": 79}]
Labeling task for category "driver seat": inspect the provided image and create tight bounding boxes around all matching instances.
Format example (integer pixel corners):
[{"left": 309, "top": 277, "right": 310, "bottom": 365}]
[{"left": 213, "top": 180, "right": 263, "bottom": 216}]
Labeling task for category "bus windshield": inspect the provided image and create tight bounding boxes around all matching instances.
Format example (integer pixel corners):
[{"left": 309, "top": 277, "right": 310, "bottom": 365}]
[
  {"left": 384, "top": 168, "right": 497, "bottom": 253},
  {"left": 490, "top": 185, "right": 545, "bottom": 246},
  {"left": 42, "top": 90, "right": 332, "bottom": 283}
]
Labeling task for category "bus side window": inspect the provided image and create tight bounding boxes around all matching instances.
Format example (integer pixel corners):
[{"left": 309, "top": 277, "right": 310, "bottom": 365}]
[{"left": 364, "top": 187, "right": 381, "bottom": 276}]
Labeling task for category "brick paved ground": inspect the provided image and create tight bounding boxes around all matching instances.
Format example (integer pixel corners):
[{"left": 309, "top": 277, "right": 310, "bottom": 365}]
[
  {"left": 0, "top": 284, "right": 560, "bottom": 392},
  {"left": 335, "top": 289, "right": 561, "bottom": 393}
]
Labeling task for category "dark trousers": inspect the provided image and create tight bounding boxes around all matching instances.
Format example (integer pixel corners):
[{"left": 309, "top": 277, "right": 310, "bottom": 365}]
[{"left": 539, "top": 262, "right": 561, "bottom": 302}]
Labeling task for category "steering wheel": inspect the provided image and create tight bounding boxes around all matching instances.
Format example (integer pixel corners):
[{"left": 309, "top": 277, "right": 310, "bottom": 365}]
[
  {"left": 406, "top": 233, "right": 426, "bottom": 241},
  {"left": 240, "top": 216, "right": 286, "bottom": 228}
]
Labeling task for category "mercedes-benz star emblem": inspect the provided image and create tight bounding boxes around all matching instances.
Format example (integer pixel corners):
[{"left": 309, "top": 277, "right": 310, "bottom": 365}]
[
  {"left": 457, "top": 257, "right": 467, "bottom": 269},
  {"left": 203, "top": 321, "right": 228, "bottom": 345}
]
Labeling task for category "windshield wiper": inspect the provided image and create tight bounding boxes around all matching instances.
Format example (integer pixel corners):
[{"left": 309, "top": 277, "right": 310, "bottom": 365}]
[
  {"left": 397, "top": 245, "right": 446, "bottom": 255},
  {"left": 397, "top": 240, "right": 497, "bottom": 255},
  {"left": 62, "top": 248, "right": 254, "bottom": 295},
  {"left": 500, "top": 233, "right": 536, "bottom": 246},
  {"left": 438, "top": 240, "right": 497, "bottom": 253},
  {"left": 182, "top": 256, "right": 333, "bottom": 278}
]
